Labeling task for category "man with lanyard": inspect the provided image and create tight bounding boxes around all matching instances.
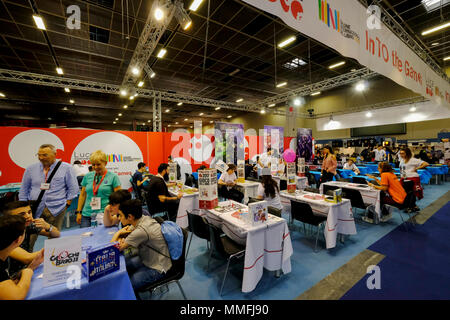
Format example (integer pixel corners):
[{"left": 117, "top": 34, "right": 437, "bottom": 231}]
[{"left": 19, "top": 144, "right": 78, "bottom": 250}]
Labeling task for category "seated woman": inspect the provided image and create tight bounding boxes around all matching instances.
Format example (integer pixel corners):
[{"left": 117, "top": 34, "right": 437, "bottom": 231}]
[
  {"left": 256, "top": 173, "right": 283, "bottom": 210},
  {"left": 399, "top": 148, "right": 428, "bottom": 200},
  {"left": 343, "top": 158, "right": 360, "bottom": 175},
  {"left": 367, "top": 162, "right": 408, "bottom": 213},
  {"left": 218, "top": 164, "right": 244, "bottom": 203}
]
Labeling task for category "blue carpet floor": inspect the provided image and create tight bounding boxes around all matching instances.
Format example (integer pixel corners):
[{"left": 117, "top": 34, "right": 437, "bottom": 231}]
[
  {"left": 34, "top": 182, "right": 450, "bottom": 300},
  {"left": 341, "top": 201, "right": 450, "bottom": 300}
]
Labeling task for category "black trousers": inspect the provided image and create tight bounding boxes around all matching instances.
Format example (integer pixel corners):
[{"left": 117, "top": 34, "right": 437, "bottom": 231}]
[
  {"left": 218, "top": 185, "right": 244, "bottom": 203},
  {"left": 319, "top": 171, "right": 335, "bottom": 187}
]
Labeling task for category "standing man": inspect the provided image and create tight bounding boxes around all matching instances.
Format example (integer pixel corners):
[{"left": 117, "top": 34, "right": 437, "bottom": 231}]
[
  {"left": 374, "top": 145, "right": 386, "bottom": 162},
  {"left": 19, "top": 144, "right": 79, "bottom": 248}
]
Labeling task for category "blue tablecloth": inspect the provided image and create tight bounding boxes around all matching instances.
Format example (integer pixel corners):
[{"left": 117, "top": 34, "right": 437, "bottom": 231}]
[
  {"left": 357, "top": 167, "right": 371, "bottom": 175},
  {"left": 0, "top": 183, "right": 21, "bottom": 194},
  {"left": 363, "top": 164, "right": 379, "bottom": 173},
  {"left": 426, "top": 165, "right": 449, "bottom": 175},
  {"left": 337, "top": 169, "right": 356, "bottom": 179},
  {"left": 26, "top": 226, "right": 136, "bottom": 300}
]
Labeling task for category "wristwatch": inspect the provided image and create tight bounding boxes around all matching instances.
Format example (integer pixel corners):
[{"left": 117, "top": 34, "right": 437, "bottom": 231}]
[
  {"left": 75, "top": 210, "right": 82, "bottom": 214},
  {"left": 46, "top": 225, "right": 53, "bottom": 232}
]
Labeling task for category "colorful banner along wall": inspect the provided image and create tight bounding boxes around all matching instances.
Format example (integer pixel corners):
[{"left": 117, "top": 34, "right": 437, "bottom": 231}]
[
  {"left": 0, "top": 126, "right": 296, "bottom": 186},
  {"left": 242, "top": 0, "right": 450, "bottom": 108}
]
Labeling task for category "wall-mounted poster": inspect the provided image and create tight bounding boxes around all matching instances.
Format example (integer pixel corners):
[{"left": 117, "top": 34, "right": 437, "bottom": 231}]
[
  {"left": 214, "top": 122, "right": 245, "bottom": 166},
  {"left": 264, "top": 126, "right": 284, "bottom": 158},
  {"left": 297, "top": 128, "right": 313, "bottom": 163}
]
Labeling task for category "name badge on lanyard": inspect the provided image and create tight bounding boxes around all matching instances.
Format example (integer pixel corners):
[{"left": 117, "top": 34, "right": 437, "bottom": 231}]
[
  {"left": 91, "top": 170, "right": 108, "bottom": 211},
  {"left": 40, "top": 183, "right": 50, "bottom": 190},
  {"left": 90, "top": 197, "right": 101, "bottom": 210}
]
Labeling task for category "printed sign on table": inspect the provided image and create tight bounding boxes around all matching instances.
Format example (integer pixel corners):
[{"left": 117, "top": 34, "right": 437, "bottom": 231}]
[
  {"left": 237, "top": 159, "right": 245, "bottom": 183},
  {"left": 248, "top": 200, "right": 268, "bottom": 226},
  {"left": 84, "top": 243, "right": 120, "bottom": 282},
  {"left": 198, "top": 169, "right": 218, "bottom": 209},
  {"left": 287, "top": 162, "right": 296, "bottom": 193},
  {"left": 297, "top": 157, "right": 305, "bottom": 177},
  {"left": 169, "top": 162, "right": 177, "bottom": 183},
  {"left": 43, "top": 236, "right": 82, "bottom": 287}
]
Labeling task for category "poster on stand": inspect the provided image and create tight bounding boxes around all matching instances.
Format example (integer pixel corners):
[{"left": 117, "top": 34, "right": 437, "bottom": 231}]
[
  {"left": 237, "top": 159, "right": 245, "bottom": 183},
  {"left": 297, "top": 158, "right": 305, "bottom": 177},
  {"left": 214, "top": 122, "right": 245, "bottom": 166},
  {"left": 297, "top": 128, "right": 313, "bottom": 162},
  {"left": 264, "top": 126, "right": 284, "bottom": 158}
]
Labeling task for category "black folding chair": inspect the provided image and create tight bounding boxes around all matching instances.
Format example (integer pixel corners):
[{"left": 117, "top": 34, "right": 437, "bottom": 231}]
[
  {"left": 342, "top": 188, "right": 370, "bottom": 219},
  {"left": 186, "top": 210, "right": 210, "bottom": 259},
  {"left": 322, "top": 184, "right": 340, "bottom": 195},
  {"left": 290, "top": 200, "right": 327, "bottom": 252},
  {"left": 142, "top": 190, "right": 169, "bottom": 220},
  {"left": 207, "top": 224, "right": 245, "bottom": 296}
]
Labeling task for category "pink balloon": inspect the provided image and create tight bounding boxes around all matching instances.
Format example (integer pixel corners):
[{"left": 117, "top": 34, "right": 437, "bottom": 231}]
[{"left": 283, "top": 149, "right": 296, "bottom": 163}]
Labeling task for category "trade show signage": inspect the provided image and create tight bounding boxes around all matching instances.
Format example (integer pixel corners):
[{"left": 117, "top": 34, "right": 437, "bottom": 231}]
[
  {"left": 242, "top": 0, "right": 450, "bottom": 108},
  {"left": 84, "top": 243, "right": 120, "bottom": 282},
  {"left": 43, "top": 236, "right": 82, "bottom": 287}
]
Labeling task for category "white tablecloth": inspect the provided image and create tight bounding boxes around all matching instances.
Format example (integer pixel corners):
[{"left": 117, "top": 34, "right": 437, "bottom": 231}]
[
  {"left": 236, "top": 181, "right": 260, "bottom": 204},
  {"left": 319, "top": 181, "right": 382, "bottom": 220},
  {"left": 280, "top": 191, "right": 356, "bottom": 249},
  {"left": 273, "top": 176, "right": 308, "bottom": 190},
  {"left": 205, "top": 201, "right": 293, "bottom": 293},
  {"left": 168, "top": 186, "right": 199, "bottom": 229}
]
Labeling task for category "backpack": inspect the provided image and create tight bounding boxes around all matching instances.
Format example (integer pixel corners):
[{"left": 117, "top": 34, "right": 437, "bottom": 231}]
[{"left": 140, "top": 218, "right": 183, "bottom": 261}]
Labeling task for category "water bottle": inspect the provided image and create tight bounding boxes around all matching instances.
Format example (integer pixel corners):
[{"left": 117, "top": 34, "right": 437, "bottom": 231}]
[{"left": 91, "top": 213, "right": 98, "bottom": 228}]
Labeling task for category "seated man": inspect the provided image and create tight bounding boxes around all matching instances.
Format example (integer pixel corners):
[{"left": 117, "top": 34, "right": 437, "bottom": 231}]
[
  {"left": 343, "top": 158, "right": 360, "bottom": 175},
  {"left": 2, "top": 201, "right": 60, "bottom": 253},
  {"left": 0, "top": 215, "right": 45, "bottom": 300},
  {"left": 132, "top": 162, "right": 150, "bottom": 192},
  {"left": 103, "top": 189, "right": 150, "bottom": 227},
  {"left": 146, "top": 164, "right": 182, "bottom": 222},
  {"left": 111, "top": 199, "right": 172, "bottom": 293}
]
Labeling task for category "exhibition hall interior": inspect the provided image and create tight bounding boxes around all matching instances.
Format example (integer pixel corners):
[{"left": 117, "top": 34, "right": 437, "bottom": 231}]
[{"left": 0, "top": 0, "right": 449, "bottom": 301}]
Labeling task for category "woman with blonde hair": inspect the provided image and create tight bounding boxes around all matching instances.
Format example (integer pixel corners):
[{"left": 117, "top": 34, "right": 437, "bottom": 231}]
[{"left": 76, "top": 150, "right": 121, "bottom": 228}]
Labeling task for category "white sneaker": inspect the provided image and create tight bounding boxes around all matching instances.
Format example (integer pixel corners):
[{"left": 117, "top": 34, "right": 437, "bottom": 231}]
[{"left": 362, "top": 216, "right": 374, "bottom": 224}]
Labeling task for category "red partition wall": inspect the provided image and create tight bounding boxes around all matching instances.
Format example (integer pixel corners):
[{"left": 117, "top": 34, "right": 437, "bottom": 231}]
[{"left": 0, "top": 126, "right": 299, "bottom": 186}]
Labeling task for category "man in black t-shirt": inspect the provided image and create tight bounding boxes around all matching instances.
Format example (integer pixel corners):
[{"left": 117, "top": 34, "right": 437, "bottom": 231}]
[
  {"left": 146, "top": 163, "right": 182, "bottom": 222},
  {"left": 0, "top": 215, "right": 44, "bottom": 300}
]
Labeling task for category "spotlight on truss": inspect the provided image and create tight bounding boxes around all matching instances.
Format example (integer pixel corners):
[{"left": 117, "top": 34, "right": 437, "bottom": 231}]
[{"left": 174, "top": 1, "right": 192, "bottom": 30}]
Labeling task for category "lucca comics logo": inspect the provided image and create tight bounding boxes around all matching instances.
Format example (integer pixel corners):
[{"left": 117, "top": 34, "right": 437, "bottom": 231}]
[
  {"left": 50, "top": 249, "right": 80, "bottom": 267},
  {"left": 269, "top": 0, "right": 304, "bottom": 21}
]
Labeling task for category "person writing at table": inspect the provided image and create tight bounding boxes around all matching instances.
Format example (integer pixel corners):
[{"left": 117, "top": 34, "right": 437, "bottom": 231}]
[
  {"left": 76, "top": 150, "right": 121, "bottom": 228},
  {"left": 218, "top": 164, "right": 244, "bottom": 203},
  {"left": 399, "top": 147, "right": 428, "bottom": 200},
  {"left": 0, "top": 215, "right": 44, "bottom": 300},
  {"left": 319, "top": 145, "right": 337, "bottom": 186},
  {"left": 343, "top": 158, "right": 360, "bottom": 175},
  {"left": 146, "top": 163, "right": 182, "bottom": 222},
  {"left": 256, "top": 171, "right": 283, "bottom": 210},
  {"left": 366, "top": 162, "right": 415, "bottom": 215},
  {"left": 103, "top": 190, "right": 151, "bottom": 227},
  {"left": 111, "top": 199, "right": 171, "bottom": 294}
]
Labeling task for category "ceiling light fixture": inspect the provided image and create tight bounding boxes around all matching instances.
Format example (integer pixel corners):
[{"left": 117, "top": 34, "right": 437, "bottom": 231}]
[
  {"left": 210, "top": 120, "right": 213, "bottom": 123},
  {"left": 176, "top": 122, "right": 179, "bottom": 124},
  {"left": 278, "top": 36, "right": 296, "bottom": 48},
  {"left": 268, "top": 103, "right": 275, "bottom": 107},
  {"left": 118, "top": 113, "right": 122, "bottom": 116},
  {"left": 115, "top": 118, "right": 119, "bottom": 121},
  {"left": 229, "top": 69, "right": 240, "bottom": 76},
  {"left": 421, "top": 21, "right": 450, "bottom": 36},
  {"left": 189, "top": 0, "right": 205, "bottom": 11},
  {"left": 56, "top": 67, "right": 63, "bottom": 75},
  {"left": 184, "top": 118, "right": 188, "bottom": 121},
  {"left": 0, "top": 93, "right": 5, "bottom": 98},
  {"left": 260, "top": 109, "right": 266, "bottom": 114},
  {"left": 157, "top": 48, "right": 167, "bottom": 58},
  {"left": 311, "top": 91, "right": 321, "bottom": 96},
  {"left": 177, "top": 102, "right": 183, "bottom": 106},
  {"left": 123, "top": 105, "right": 128, "bottom": 109},
  {"left": 120, "top": 89, "right": 127, "bottom": 96},
  {"left": 236, "top": 98, "right": 243, "bottom": 103},
  {"left": 148, "top": 120, "right": 151, "bottom": 123},
  {"left": 444, "top": 56, "right": 450, "bottom": 61},
  {"left": 132, "top": 67, "right": 140, "bottom": 75},
  {"left": 409, "top": 106, "right": 417, "bottom": 112},
  {"left": 33, "top": 15, "right": 46, "bottom": 30},
  {"left": 431, "top": 42, "right": 440, "bottom": 46},
  {"left": 276, "top": 82, "right": 287, "bottom": 88},
  {"left": 64, "top": 88, "right": 70, "bottom": 93},
  {"left": 355, "top": 81, "right": 367, "bottom": 92},
  {"left": 166, "top": 109, "right": 170, "bottom": 112},
  {"left": 113, "top": 121, "right": 116, "bottom": 124},
  {"left": 199, "top": 113, "right": 204, "bottom": 116},
  {"left": 227, "top": 115, "right": 232, "bottom": 118},
  {"left": 366, "top": 111, "right": 372, "bottom": 118},
  {"left": 138, "top": 81, "right": 144, "bottom": 87},
  {"left": 154, "top": 8, "right": 164, "bottom": 21},
  {"left": 293, "top": 98, "right": 301, "bottom": 106},
  {"left": 329, "top": 61, "right": 346, "bottom": 69},
  {"left": 69, "top": 99, "right": 74, "bottom": 104},
  {"left": 215, "top": 107, "right": 221, "bottom": 110}
]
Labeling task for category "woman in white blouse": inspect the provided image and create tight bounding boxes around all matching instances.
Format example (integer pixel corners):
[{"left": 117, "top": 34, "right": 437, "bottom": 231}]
[
  {"left": 399, "top": 148, "right": 428, "bottom": 200},
  {"left": 256, "top": 174, "right": 283, "bottom": 210}
]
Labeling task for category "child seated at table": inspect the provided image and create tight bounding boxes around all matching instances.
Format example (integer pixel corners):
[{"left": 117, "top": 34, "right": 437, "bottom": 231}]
[
  {"left": 103, "top": 190, "right": 150, "bottom": 227},
  {"left": 0, "top": 215, "right": 44, "bottom": 300},
  {"left": 343, "top": 159, "right": 360, "bottom": 175},
  {"left": 111, "top": 199, "right": 172, "bottom": 293},
  {"left": 256, "top": 170, "right": 283, "bottom": 210}
]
